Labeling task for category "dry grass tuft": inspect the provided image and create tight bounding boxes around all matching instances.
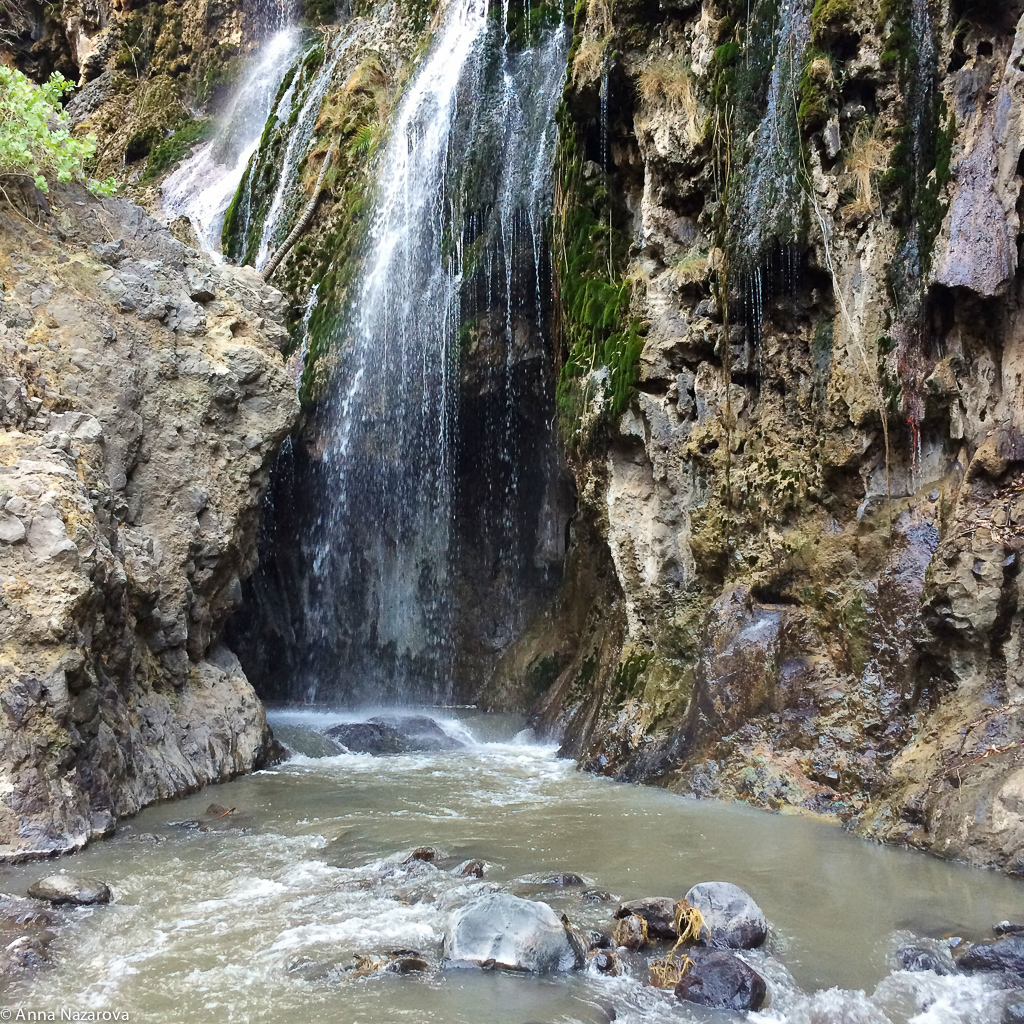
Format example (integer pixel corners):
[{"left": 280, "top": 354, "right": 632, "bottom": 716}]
[
  {"left": 667, "top": 249, "right": 709, "bottom": 287},
  {"left": 842, "top": 123, "right": 888, "bottom": 217},
  {"left": 572, "top": 0, "right": 613, "bottom": 84},
  {"left": 649, "top": 953, "right": 694, "bottom": 988},
  {"left": 639, "top": 58, "right": 702, "bottom": 144}
]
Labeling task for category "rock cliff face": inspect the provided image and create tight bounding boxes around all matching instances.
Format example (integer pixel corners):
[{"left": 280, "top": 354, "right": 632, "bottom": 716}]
[
  {"left": 484, "top": 0, "right": 1024, "bottom": 873},
  {"left": 0, "top": 184, "right": 297, "bottom": 859}
]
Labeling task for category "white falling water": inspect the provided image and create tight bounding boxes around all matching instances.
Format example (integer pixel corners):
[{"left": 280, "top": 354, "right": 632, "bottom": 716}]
[
  {"left": 305, "top": 0, "right": 490, "bottom": 702},
  {"left": 245, "top": 0, "right": 567, "bottom": 705},
  {"left": 162, "top": 26, "right": 301, "bottom": 257}
]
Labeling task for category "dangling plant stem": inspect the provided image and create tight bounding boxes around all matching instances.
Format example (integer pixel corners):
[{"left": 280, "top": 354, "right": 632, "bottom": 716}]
[{"left": 261, "top": 138, "right": 337, "bottom": 282}]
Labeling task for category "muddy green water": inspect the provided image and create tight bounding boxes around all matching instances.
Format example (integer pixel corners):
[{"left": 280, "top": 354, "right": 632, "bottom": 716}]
[{"left": 4, "top": 709, "right": 1024, "bottom": 1023}]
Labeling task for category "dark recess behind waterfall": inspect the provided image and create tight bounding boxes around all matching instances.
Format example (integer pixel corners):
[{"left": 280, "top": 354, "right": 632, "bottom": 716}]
[{"left": 228, "top": 204, "right": 576, "bottom": 708}]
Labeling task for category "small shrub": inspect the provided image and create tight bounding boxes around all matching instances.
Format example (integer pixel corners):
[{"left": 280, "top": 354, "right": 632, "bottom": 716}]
[{"left": 0, "top": 66, "right": 115, "bottom": 197}]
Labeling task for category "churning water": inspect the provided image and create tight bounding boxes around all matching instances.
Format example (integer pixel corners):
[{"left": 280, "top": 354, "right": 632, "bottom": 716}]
[{"left": 4, "top": 709, "right": 1024, "bottom": 1024}]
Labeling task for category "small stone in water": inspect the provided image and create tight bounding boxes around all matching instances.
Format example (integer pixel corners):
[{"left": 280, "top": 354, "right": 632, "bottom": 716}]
[
  {"left": 996, "top": 921, "right": 1024, "bottom": 936},
  {"left": 586, "top": 929, "right": 611, "bottom": 949},
  {"left": 206, "top": 803, "right": 235, "bottom": 817},
  {"left": 542, "top": 872, "right": 585, "bottom": 887},
  {"left": 615, "top": 897, "right": 678, "bottom": 939},
  {"left": 404, "top": 847, "right": 436, "bottom": 863},
  {"left": 27, "top": 876, "right": 111, "bottom": 906},
  {"left": 612, "top": 914, "right": 647, "bottom": 950},
  {"left": 589, "top": 949, "right": 622, "bottom": 975},
  {"left": 454, "top": 859, "right": 485, "bottom": 878},
  {"left": 581, "top": 888, "right": 613, "bottom": 902}
]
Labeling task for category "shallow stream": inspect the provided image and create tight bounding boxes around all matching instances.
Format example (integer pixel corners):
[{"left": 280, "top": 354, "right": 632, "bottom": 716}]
[{"left": 5, "top": 709, "right": 1024, "bottom": 1023}]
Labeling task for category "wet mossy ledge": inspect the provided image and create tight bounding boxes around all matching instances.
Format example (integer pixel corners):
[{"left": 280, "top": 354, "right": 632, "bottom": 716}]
[{"left": 487, "top": 0, "right": 1024, "bottom": 874}]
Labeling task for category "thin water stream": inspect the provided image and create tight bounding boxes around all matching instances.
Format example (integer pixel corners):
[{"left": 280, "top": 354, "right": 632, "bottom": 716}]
[{"left": 4, "top": 710, "right": 1024, "bottom": 1024}]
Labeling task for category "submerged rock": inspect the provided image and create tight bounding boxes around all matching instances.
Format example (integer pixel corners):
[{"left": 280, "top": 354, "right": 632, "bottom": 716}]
[
  {"left": 325, "top": 716, "right": 465, "bottom": 755},
  {"left": 0, "top": 895, "right": 56, "bottom": 980},
  {"left": 325, "top": 722, "right": 407, "bottom": 754},
  {"left": 615, "top": 897, "right": 678, "bottom": 939},
  {"left": 27, "top": 876, "right": 111, "bottom": 906},
  {"left": 369, "top": 715, "right": 466, "bottom": 751},
  {"left": 454, "top": 859, "right": 486, "bottom": 878},
  {"left": 673, "top": 949, "right": 767, "bottom": 1011},
  {"left": 958, "top": 936, "right": 1024, "bottom": 976},
  {"left": 542, "top": 872, "right": 586, "bottom": 887},
  {"left": 894, "top": 940, "right": 957, "bottom": 975},
  {"left": 443, "top": 893, "right": 577, "bottom": 972},
  {"left": 403, "top": 847, "right": 437, "bottom": 863},
  {"left": 684, "top": 882, "right": 767, "bottom": 949}
]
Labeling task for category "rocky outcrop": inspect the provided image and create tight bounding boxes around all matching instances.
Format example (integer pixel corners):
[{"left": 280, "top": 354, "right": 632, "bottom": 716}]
[
  {"left": 483, "top": 0, "right": 1024, "bottom": 873},
  {"left": 0, "top": 183, "right": 297, "bottom": 859}
]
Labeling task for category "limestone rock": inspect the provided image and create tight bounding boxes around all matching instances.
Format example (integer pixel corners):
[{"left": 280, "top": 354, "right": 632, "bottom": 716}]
[
  {"left": 683, "top": 882, "right": 767, "bottom": 949},
  {"left": 27, "top": 875, "right": 111, "bottom": 905},
  {"left": 443, "top": 893, "right": 577, "bottom": 972},
  {"left": 0, "top": 185, "right": 298, "bottom": 861}
]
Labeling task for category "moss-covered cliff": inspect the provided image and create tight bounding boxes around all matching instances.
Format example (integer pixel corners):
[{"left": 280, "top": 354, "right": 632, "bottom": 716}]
[{"left": 483, "top": 0, "right": 1024, "bottom": 874}]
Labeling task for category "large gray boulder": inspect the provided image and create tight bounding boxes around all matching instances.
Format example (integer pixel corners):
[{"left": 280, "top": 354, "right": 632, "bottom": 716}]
[
  {"left": 674, "top": 949, "right": 767, "bottom": 1011},
  {"left": 443, "top": 893, "right": 577, "bottom": 972},
  {"left": 684, "top": 881, "right": 767, "bottom": 949},
  {"left": 28, "top": 875, "right": 111, "bottom": 905}
]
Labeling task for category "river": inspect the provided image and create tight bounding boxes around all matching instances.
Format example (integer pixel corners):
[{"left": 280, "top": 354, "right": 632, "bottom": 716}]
[{"left": 4, "top": 709, "right": 1023, "bottom": 1023}]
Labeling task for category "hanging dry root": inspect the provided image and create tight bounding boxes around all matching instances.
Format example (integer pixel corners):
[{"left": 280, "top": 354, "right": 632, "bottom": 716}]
[
  {"left": 673, "top": 898, "right": 709, "bottom": 946},
  {"left": 612, "top": 913, "right": 649, "bottom": 950},
  {"left": 648, "top": 953, "right": 694, "bottom": 989}
]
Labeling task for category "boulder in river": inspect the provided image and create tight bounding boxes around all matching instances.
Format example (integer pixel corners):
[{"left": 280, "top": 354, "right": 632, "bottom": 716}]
[
  {"left": 443, "top": 893, "right": 577, "bottom": 972},
  {"left": 684, "top": 881, "right": 767, "bottom": 949},
  {"left": 674, "top": 949, "right": 767, "bottom": 1011},
  {"left": 894, "top": 940, "right": 957, "bottom": 975},
  {"left": 325, "top": 716, "right": 466, "bottom": 754},
  {"left": 615, "top": 897, "right": 678, "bottom": 939},
  {"left": 369, "top": 715, "right": 466, "bottom": 751},
  {"left": 325, "top": 722, "right": 407, "bottom": 754},
  {"left": 958, "top": 936, "right": 1024, "bottom": 976},
  {"left": 27, "top": 876, "right": 111, "bottom": 906}
]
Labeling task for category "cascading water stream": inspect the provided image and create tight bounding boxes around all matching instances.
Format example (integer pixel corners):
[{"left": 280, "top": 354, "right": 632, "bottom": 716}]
[{"left": 162, "top": 20, "right": 300, "bottom": 257}]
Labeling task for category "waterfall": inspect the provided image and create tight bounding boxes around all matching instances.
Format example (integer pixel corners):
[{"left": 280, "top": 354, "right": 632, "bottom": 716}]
[
  {"left": 232, "top": 1, "right": 569, "bottom": 706},
  {"left": 162, "top": 25, "right": 301, "bottom": 257},
  {"left": 734, "top": 0, "right": 811, "bottom": 263}
]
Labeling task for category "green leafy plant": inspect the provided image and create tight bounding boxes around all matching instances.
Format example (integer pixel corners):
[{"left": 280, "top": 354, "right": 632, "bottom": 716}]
[{"left": 0, "top": 66, "right": 117, "bottom": 198}]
